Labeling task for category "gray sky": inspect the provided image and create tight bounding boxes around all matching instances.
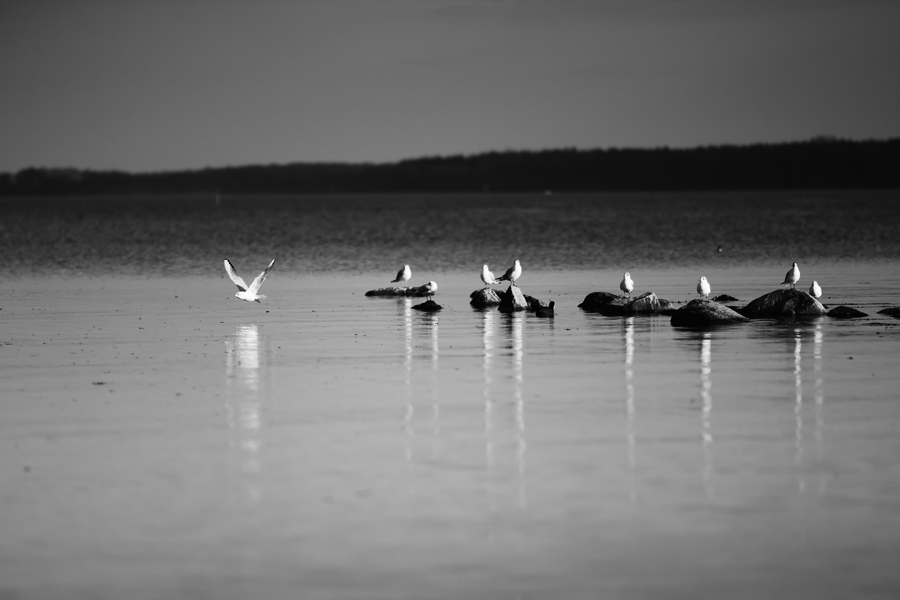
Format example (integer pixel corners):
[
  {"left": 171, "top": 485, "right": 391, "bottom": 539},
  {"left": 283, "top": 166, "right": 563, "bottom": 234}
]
[{"left": 1, "top": 0, "right": 898, "bottom": 172}]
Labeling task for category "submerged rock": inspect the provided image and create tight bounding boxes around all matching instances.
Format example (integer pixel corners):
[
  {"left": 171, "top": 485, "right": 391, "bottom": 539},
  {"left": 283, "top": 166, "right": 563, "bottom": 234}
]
[
  {"left": 366, "top": 285, "right": 433, "bottom": 297},
  {"left": 411, "top": 299, "right": 442, "bottom": 312},
  {"left": 535, "top": 301, "right": 555, "bottom": 318},
  {"left": 827, "top": 306, "right": 868, "bottom": 319},
  {"left": 671, "top": 300, "right": 750, "bottom": 328},
  {"left": 578, "top": 291, "right": 673, "bottom": 315},
  {"left": 711, "top": 294, "right": 739, "bottom": 302},
  {"left": 877, "top": 307, "right": 900, "bottom": 317},
  {"left": 739, "top": 289, "right": 827, "bottom": 318},
  {"left": 470, "top": 288, "right": 503, "bottom": 307},
  {"left": 498, "top": 285, "right": 529, "bottom": 313}
]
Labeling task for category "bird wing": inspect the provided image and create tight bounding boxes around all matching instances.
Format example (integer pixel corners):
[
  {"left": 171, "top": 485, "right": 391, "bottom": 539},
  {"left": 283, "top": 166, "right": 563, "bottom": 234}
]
[
  {"left": 498, "top": 267, "right": 514, "bottom": 280},
  {"left": 224, "top": 259, "right": 248, "bottom": 291},
  {"left": 392, "top": 267, "right": 404, "bottom": 282},
  {"left": 248, "top": 259, "right": 276, "bottom": 294}
]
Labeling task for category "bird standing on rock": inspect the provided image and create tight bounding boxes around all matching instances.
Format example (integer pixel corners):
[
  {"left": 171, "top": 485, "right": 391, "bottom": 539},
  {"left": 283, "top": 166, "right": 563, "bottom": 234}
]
[
  {"left": 781, "top": 262, "right": 800, "bottom": 289},
  {"left": 481, "top": 265, "right": 500, "bottom": 286},
  {"left": 497, "top": 260, "right": 522, "bottom": 286},
  {"left": 422, "top": 281, "right": 438, "bottom": 299},
  {"left": 620, "top": 272, "right": 634, "bottom": 297},
  {"left": 391, "top": 264, "right": 411, "bottom": 286},
  {"left": 809, "top": 280, "right": 822, "bottom": 298},
  {"left": 697, "top": 276, "right": 711, "bottom": 300}
]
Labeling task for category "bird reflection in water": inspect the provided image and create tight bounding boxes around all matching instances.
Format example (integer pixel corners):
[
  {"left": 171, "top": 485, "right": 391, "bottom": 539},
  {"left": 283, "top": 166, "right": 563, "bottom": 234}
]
[
  {"left": 794, "top": 327, "right": 804, "bottom": 472},
  {"left": 403, "top": 309, "right": 441, "bottom": 463},
  {"left": 699, "top": 331, "right": 714, "bottom": 500},
  {"left": 225, "top": 324, "right": 264, "bottom": 481},
  {"left": 224, "top": 323, "right": 265, "bottom": 569},
  {"left": 814, "top": 323, "right": 825, "bottom": 459},
  {"left": 501, "top": 313, "right": 527, "bottom": 510},
  {"left": 623, "top": 318, "right": 637, "bottom": 502}
]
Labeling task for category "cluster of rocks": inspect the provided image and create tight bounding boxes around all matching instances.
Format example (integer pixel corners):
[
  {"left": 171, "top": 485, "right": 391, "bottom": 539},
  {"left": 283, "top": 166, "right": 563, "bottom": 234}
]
[
  {"left": 573, "top": 286, "right": 876, "bottom": 328},
  {"left": 470, "top": 286, "right": 554, "bottom": 317}
]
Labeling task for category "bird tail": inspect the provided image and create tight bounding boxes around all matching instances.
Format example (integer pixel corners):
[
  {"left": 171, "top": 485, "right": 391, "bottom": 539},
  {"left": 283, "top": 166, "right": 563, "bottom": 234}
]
[{"left": 256, "top": 295, "right": 267, "bottom": 302}]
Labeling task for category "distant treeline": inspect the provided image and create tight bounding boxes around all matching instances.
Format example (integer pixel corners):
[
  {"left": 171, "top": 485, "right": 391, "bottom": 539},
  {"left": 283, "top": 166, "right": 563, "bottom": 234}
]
[{"left": 2, "top": 138, "right": 898, "bottom": 195}]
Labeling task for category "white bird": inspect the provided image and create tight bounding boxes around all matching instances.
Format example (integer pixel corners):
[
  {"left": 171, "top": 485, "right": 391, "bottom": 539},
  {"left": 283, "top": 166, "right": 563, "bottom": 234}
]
[
  {"left": 781, "top": 262, "right": 800, "bottom": 289},
  {"left": 422, "top": 281, "right": 438, "bottom": 299},
  {"left": 391, "top": 264, "right": 412, "bottom": 286},
  {"left": 809, "top": 280, "right": 822, "bottom": 298},
  {"left": 496, "top": 259, "right": 522, "bottom": 286},
  {"left": 224, "top": 258, "right": 275, "bottom": 303},
  {"left": 620, "top": 272, "right": 634, "bottom": 297},
  {"left": 481, "top": 264, "right": 500, "bottom": 286},
  {"left": 697, "top": 276, "right": 711, "bottom": 300}
]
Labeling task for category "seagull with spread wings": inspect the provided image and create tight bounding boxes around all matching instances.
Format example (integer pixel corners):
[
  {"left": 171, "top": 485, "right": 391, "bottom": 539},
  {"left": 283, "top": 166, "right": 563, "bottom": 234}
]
[{"left": 224, "top": 258, "right": 276, "bottom": 303}]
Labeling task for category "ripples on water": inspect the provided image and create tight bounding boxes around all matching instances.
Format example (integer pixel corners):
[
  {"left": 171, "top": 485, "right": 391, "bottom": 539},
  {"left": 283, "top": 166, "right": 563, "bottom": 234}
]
[
  {"left": 2, "top": 190, "right": 899, "bottom": 277},
  {"left": 2, "top": 191, "right": 900, "bottom": 598}
]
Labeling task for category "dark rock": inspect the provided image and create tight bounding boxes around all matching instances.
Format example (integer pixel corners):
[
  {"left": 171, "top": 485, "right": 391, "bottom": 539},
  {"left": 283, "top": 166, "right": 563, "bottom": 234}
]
[
  {"left": 739, "top": 289, "right": 827, "bottom": 318},
  {"left": 711, "top": 294, "right": 739, "bottom": 302},
  {"left": 366, "top": 285, "right": 432, "bottom": 297},
  {"left": 535, "top": 301, "right": 555, "bottom": 318},
  {"left": 671, "top": 299, "right": 750, "bottom": 328},
  {"left": 525, "top": 295, "right": 548, "bottom": 311},
  {"left": 827, "top": 306, "right": 868, "bottom": 319},
  {"left": 877, "top": 307, "right": 900, "bottom": 317},
  {"left": 470, "top": 288, "right": 503, "bottom": 307},
  {"left": 411, "top": 299, "right": 442, "bottom": 312},
  {"left": 578, "top": 291, "right": 672, "bottom": 315},
  {"left": 498, "top": 285, "right": 529, "bottom": 313}
]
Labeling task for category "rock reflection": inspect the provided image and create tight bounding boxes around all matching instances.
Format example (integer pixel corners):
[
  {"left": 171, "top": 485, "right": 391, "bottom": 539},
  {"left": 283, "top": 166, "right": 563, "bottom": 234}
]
[
  {"left": 482, "top": 310, "right": 495, "bottom": 472},
  {"left": 814, "top": 323, "right": 824, "bottom": 458},
  {"left": 402, "top": 299, "right": 413, "bottom": 462}
]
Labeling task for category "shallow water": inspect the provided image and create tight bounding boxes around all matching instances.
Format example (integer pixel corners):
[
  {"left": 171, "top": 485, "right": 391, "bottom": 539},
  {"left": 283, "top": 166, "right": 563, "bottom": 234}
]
[{"left": 2, "top": 192, "right": 900, "bottom": 598}]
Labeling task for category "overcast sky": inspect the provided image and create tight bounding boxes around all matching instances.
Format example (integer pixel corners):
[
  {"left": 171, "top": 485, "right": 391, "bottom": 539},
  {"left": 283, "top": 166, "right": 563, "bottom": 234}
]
[{"left": 1, "top": 0, "right": 898, "bottom": 172}]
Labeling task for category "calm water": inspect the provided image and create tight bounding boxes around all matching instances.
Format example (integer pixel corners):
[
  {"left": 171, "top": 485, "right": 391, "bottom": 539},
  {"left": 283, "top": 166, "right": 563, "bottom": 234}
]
[{"left": 2, "top": 192, "right": 900, "bottom": 599}]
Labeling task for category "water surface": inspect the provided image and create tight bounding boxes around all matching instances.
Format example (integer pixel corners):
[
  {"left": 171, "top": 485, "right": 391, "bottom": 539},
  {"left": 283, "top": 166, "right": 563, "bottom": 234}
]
[{"left": 2, "top": 192, "right": 900, "bottom": 599}]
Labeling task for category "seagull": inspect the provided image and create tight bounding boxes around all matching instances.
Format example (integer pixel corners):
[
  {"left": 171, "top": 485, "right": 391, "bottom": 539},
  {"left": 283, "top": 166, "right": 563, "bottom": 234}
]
[
  {"left": 697, "top": 276, "right": 711, "bottom": 300},
  {"left": 809, "top": 280, "right": 822, "bottom": 298},
  {"left": 224, "top": 258, "right": 275, "bottom": 303},
  {"left": 481, "top": 264, "right": 500, "bottom": 286},
  {"left": 497, "top": 259, "right": 522, "bottom": 287},
  {"left": 620, "top": 272, "right": 634, "bottom": 297},
  {"left": 422, "top": 281, "right": 438, "bottom": 299},
  {"left": 391, "top": 264, "right": 411, "bottom": 287},
  {"left": 781, "top": 262, "right": 800, "bottom": 289}
]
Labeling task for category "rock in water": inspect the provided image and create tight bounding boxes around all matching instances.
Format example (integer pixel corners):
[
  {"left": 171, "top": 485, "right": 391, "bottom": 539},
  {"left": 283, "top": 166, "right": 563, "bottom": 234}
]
[
  {"left": 412, "top": 299, "right": 442, "bottom": 312},
  {"left": 535, "top": 301, "right": 555, "bottom": 318},
  {"left": 827, "top": 306, "right": 868, "bottom": 319},
  {"left": 739, "top": 289, "right": 827, "bottom": 318},
  {"left": 498, "top": 285, "right": 529, "bottom": 313},
  {"left": 525, "top": 295, "right": 548, "bottom": 311},
  {"left": 877, "top": 307, "right": 900, "bottom": 318},
  {"left": 671, "top": 299, "right": 750, "bottom": 328},
  {"left": 578, "top": 291, "right": 672, "bottom": 315},
  {"left": 711, "top": 294, "right": 739, "bottom": 302},
  {"left": 366, "top": 286, "right": 431, "bottom": 297},
  {"left": 470, "top": 288, "right": 503, "bottom": 307}
]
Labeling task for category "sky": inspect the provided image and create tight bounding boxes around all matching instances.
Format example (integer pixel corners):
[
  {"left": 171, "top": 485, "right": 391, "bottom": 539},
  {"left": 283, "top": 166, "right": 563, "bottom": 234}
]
[{"left": 1, "top": 0, "right": 899, "bottom": 173}]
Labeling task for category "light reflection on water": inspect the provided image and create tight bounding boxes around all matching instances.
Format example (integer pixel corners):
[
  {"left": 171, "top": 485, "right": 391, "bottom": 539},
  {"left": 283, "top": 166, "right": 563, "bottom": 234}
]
[{"left": 4, "top": 262, "right": 900, "bottom": 597}]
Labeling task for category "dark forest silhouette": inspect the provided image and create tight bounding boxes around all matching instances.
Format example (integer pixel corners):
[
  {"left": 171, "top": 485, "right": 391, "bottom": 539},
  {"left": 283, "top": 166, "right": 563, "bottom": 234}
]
[{"left": 2, "top": 138, "right": 898, "bottom": 195}]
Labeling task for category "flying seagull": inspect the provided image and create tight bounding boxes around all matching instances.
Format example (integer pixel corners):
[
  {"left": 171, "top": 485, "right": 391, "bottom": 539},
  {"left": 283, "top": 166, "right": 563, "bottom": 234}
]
[
  {"left": 391, "top": 264, "right": 412, "bottom": 286},
  {"left": 781, "top": 262, "right": 800, "bottom": 289},
  {"left": 224, "top": 258, "right": 275, "bottom": 303},
  {"left": 497, "top": 259, "right": 522, "bottom": 287},
  {"left": 620, "top": 272, "right": 634, "bottom": 297}
]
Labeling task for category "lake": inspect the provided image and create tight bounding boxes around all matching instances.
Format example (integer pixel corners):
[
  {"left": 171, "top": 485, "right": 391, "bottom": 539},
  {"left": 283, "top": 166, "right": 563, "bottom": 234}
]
[{"left": 2, "top": 191, "right": 900, "bottom": 599}]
